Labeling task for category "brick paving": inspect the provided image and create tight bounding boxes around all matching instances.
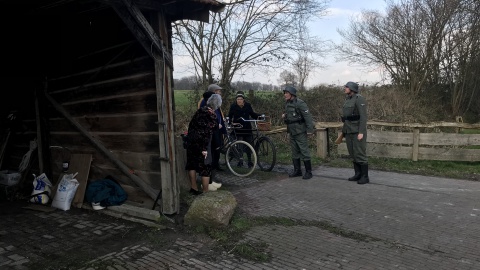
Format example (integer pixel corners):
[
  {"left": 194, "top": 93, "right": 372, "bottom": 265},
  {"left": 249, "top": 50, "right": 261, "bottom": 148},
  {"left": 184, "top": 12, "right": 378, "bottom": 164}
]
[{"left": 1, "top": 165, "right": 480, "bottom": 269}]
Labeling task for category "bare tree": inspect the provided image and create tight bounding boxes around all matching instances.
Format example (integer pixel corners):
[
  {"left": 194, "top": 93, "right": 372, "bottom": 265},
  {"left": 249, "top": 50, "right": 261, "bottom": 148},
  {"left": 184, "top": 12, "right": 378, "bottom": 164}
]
[
  {"left": 336, "top": 0, "right": 480, "bottom": 118},
  {"left": 439, "top": 0, "right": 480, "bottom": 116},
  {"left": 172, "top": 0, "right": 328, "bottom": 89},
  {"left": 278, "top": 69, "right": 297, "bottom": 86},
  {"left": 337, "top": 0, "right": 462, "bottom": 95},
  {"left": 293, "top": 54, "right": 312, "bottom": 91}
]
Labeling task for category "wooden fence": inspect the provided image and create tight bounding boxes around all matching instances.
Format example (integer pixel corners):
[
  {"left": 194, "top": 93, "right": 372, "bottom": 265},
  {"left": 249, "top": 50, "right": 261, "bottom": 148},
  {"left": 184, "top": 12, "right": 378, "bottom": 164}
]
[{"left": 268, "top": 121, "right": 480, "bottom": 162}]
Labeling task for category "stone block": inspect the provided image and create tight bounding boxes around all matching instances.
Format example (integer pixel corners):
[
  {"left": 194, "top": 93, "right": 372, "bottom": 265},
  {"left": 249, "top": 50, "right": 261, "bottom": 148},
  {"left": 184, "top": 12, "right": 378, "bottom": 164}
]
[{"left": 184, "top": 190, "right": 237, "bottom": 227}]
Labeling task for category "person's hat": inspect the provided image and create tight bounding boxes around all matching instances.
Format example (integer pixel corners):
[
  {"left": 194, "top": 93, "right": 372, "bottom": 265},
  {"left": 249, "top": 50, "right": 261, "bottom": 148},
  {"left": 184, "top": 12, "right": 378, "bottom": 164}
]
[
  {"left": 208, "top": 84, "right": 223, "bottom": 92},
  {"left": 236, "top": 91, "right": 245, "bottom": 98},
  {"left": 344, "top": 81, "right": 359, "bottom": 93},
  {"left": 282, "top": 86, "right": 297, "bottom": 96}
]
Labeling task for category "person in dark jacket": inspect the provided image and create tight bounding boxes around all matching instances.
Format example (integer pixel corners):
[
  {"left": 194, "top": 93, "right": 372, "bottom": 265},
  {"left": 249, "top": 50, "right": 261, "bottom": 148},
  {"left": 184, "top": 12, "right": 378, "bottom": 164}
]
[
  {"left": 227, "top": 91, "right": 261, "bottom": 168},
  {"left": 342, "top": 81, "right": 369, "bottom": 184},
  {"left": 282, "top": 86, "right": 314, "bottom": 179},
  {"left": 198, "top": 84, "right": 227, "bottom": 174},
  {"left": 185, "top": 94, "right": 222, "bottom": 195}
]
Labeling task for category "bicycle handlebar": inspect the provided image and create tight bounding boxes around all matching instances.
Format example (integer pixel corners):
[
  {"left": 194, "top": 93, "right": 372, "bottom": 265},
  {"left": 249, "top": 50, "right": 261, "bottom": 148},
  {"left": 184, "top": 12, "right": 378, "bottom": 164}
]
[{"left": 237, "top": 115, "right": 266, "bottom": 122}]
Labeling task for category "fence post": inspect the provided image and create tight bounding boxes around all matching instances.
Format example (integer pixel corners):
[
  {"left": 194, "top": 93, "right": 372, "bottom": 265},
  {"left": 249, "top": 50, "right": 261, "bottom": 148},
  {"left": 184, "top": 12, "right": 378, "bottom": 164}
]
[
  {"left": 316, "top": 128, "right": 328, "bottom": 159},
  {"left": 412, "top": 128, "right": 420, "bottom": 161}
]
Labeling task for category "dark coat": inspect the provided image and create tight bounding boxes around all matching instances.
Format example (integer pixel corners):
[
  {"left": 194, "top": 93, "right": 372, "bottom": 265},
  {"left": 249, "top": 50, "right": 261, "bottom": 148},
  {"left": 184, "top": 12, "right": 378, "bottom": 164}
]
[
  {"left": 85, "top": 179, "right": 128, "bottom": 207},
  {"left": 228, "top": 102, "right": 260, "bottom": 135}
]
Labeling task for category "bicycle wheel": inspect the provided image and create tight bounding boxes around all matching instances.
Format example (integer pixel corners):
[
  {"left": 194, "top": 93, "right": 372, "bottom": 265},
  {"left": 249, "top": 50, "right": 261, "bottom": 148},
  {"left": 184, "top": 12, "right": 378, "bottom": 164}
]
[
  {"left": 255, "top": 136, "right": 276, "bottom": 172},
  {"left": 225, "top": 140, "right": 257, "bottom": 177}
]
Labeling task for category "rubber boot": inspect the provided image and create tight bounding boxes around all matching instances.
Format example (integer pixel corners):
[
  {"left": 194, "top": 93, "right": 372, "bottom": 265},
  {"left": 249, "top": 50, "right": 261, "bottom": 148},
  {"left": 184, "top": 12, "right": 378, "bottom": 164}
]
[
  {"left": 288, "top": 159, "right": 302, "bottom": 177},
  {"left": 357, "top": 163, "right": 370, "bottom": 184},
  {"left": 302, "top": 160, "right": 312, "bottom": 180},
  {"left": 348, "top": 162, "right": 361, "bottom": 181}
]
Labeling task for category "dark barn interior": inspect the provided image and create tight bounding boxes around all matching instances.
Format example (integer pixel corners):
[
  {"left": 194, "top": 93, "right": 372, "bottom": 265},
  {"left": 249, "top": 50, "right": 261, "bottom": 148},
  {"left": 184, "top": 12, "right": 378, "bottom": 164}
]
[{"left": 0, "top": 0, "right": 224, "bottom": 214}]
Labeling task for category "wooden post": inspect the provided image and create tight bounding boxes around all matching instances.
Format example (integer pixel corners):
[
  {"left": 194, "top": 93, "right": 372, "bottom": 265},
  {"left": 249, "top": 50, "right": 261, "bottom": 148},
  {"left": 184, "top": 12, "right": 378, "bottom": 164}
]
[
  {"left": 153, "top": 12, "right": 179, "bottom": 215},
  {"left": 315, "top": 128, "right": 328, "bottom": 159},
  {"left": 248, "top": 89, "right": 254, "bottom": 100},
  {"left": 412, "top": 128, "right": 420, "bottom": 161}
]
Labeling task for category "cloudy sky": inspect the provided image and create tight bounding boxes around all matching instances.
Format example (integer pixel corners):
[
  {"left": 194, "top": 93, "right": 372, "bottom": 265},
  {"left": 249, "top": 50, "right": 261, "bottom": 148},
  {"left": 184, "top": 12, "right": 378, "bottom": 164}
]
[
  {"left": 173, "top": 0, "right": 389, "bottom": 87},
  {"left": 307, "top": 0, "right": 388, "bottom": 86}
]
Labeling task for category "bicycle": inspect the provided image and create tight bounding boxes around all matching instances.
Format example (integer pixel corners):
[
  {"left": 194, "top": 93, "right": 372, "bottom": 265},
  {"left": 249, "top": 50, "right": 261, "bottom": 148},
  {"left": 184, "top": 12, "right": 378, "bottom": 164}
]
[
  {"left": 218, "top": 120, "right": 257, "bottom": 177},
  {"left": 235, "top": 116, "right": 276, "bottom": 172}
]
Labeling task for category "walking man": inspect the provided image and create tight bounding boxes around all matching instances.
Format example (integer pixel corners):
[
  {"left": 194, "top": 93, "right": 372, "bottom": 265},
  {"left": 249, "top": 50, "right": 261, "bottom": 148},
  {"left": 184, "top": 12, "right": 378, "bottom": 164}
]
[
  {"left": 282, "top": 86, "right": 314, "bottom": 180},
  {"left": 342, "top": 81, "right": 369, "bottom": 184}
]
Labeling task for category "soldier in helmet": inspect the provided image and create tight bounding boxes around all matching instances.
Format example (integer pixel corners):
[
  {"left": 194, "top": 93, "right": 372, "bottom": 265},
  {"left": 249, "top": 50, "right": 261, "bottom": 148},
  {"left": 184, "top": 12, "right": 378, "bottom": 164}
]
[
  {"left": 342, "top": 81, "right": 369, "bottom": 184},
  {"left": 282, "top": 86, "right": 314, "bottom": 179}
]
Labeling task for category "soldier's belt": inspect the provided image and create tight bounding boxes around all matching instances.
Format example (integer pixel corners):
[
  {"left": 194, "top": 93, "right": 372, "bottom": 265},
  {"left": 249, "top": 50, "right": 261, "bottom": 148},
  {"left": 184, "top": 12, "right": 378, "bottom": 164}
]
[
  {"left": 284, "top": 118, "right": 305, "bottom": 124},
  {"left": 341, "top": 115, "right": 360, "bottom": 122}
]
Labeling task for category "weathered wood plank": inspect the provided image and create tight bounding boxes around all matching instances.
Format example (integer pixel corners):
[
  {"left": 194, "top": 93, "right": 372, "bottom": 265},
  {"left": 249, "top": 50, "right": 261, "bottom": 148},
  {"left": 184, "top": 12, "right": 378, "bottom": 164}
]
[
  {"left": 61, "top": 92, "right": 158, "bottom": 116},
  {"left": 420, "top": 133, "right": 480, "bottom": 146},
  {"left": 368, "top": 130, "right": 413, "bottom": 145},
  {"left": 48, "top": 56, "right": 153, "bottom": 93},
  {"left": 317, "top": 121, "right": 480, "bottom": 129},
  {"left": 48, "top": 113, "right": 159, "bottom": 133},
  {"left": 338, "top": 143, "right": 412, "bottom": 159},
  {"left": 49, "top": 72, "right": 156, "bottom": 103},
  {"left": 88, "top": 164, "right": 162, "bottom": 190},
  {"left": 70, "top": 154, "right": 93, "bottom": 208},
  {"left": 418, "top": 148, "right": 480, "bottom": 161},
  {"left": 49, "top": 132, "right": 160, "bottom": 152}
]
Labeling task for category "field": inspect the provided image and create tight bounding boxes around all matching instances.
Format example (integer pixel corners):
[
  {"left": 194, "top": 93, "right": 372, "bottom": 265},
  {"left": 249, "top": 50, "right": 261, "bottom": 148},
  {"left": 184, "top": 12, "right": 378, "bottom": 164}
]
[{"left": 174, "top": 89, "right": 480, "bottom": 182}]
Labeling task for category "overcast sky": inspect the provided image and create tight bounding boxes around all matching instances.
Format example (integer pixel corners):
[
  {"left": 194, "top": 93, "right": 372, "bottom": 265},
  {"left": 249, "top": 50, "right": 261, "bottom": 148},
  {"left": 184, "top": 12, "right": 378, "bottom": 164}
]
[
  {"left": 307, "top": 0, "right": 388, "bottom": 86},
  {"left": 173, "top": 0, "right": 389, "bottom": 87}
]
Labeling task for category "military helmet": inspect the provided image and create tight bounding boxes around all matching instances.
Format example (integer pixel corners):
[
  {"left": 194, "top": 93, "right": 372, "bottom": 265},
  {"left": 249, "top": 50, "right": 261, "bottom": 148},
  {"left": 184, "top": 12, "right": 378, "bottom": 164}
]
[
  {"left": 344, "top": 81, "right": 359, "bottom": 93},
  {"left": 283, "top": 86, "right": 297, "bottom": 96}
]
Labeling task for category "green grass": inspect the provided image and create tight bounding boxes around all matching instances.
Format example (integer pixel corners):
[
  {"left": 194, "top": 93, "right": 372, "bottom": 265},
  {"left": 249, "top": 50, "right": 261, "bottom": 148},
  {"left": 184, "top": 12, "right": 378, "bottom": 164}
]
[
  {"left": 174, "top": 90, "right": 195, "bottom": 110},
  {"left": 461, "top": 128, "right": 480, "bottom": 134},
  {"left": 325, "top": 156, "right": 480, "bottom": 181}
]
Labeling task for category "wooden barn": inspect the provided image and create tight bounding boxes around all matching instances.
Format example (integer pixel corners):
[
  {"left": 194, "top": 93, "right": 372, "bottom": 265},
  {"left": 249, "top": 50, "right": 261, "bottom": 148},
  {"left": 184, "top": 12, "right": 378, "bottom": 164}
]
[{"left": 0, "top": 0, "right": 225, "bottom": 214}]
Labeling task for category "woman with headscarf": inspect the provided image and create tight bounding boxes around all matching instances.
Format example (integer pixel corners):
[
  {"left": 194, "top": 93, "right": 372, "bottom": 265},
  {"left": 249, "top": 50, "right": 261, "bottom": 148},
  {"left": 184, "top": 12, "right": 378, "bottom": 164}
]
[{"left": 186, "top": 94, "right": 223, "bottom": 195}]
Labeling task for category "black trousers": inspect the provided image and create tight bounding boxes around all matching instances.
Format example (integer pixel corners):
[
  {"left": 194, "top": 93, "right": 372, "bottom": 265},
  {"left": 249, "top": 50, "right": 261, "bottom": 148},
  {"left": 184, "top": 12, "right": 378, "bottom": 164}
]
[{"left": 211, "top": 129, "right": 223, "bottom": 168}]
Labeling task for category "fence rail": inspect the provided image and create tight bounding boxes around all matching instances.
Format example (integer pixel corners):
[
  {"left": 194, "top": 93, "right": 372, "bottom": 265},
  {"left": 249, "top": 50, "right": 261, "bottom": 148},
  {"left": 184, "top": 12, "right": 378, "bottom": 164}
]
[{"left": 266, "top": 121, "right": 480, "bottom": 162}]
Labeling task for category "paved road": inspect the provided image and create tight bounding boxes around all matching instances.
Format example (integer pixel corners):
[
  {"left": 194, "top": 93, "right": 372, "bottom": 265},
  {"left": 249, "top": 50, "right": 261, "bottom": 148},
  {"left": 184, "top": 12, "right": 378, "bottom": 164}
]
[{"left": 1, "top": 166, "right": 479, "bottom": 269}]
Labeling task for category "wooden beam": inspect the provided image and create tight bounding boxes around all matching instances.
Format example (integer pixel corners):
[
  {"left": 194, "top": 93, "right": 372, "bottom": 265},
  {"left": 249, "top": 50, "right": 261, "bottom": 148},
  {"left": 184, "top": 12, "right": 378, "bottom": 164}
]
[
  {"left": 316, "top": 121, "right": 480, "bottom": 129},
  {"left": 110, "top": 0, "right": 173, "bottom": 68},
  {"left": 412, "top": 128, "right": 420, "bottom": 161},
  {"left": 43, "top": 92, "right": 160, "bottom": 204},
  {"left": 315, "top": 128, "right": 328, "bottom": 159}
]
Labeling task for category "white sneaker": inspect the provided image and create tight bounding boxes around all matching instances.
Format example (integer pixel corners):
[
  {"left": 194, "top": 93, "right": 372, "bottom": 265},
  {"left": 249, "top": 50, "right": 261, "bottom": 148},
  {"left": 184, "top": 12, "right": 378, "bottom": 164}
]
[
  {"left": 208, "top": 184, "right": 218, "bottom": 191},
  {"left": 211, "top": 181, "right": 222, "bottom": 189},
  {"left": 92, "top": 202, "right": 105, "bottom": 210}
]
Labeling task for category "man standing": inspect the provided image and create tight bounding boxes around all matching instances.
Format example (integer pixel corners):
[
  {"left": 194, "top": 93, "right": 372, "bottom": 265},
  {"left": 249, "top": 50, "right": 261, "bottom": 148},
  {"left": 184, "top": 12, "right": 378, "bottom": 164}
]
[
  {"left": 342, "top": 81, "right": 369, "bottom": 184},
  {"left": 282, "top": 86, "right": 314, "bottom": 180}
]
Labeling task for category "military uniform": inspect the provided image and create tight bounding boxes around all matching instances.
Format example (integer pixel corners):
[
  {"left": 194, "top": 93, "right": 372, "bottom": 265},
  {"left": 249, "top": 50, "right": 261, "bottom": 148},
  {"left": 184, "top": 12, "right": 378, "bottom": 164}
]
[
  {"left": 342, "top": 93, "right": 368, "bottom": 163},
  {"left": 285, "top": 98, "right": 314, "bottom": 159},
  {"left": 342, "top": 81, "right": 369, "bottom": 184},
  {"left": 283, "top": 86, "right": 314, "bottom": 179}
]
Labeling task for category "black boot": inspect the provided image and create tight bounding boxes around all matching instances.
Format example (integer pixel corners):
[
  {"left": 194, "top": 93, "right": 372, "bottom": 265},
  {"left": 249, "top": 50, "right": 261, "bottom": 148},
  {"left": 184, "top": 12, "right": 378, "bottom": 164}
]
[
  {"left": 357, "top": 163, "right": 370, "bottom": 184},
  {"left": 348, "top": 162, "right": 361, "bottom": 181},
  {"left": 289, "top": 159, "right": 302, "bottom": 177},
  {"left": 302, "top": 160, "right": 312, "bottom": 180}
]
